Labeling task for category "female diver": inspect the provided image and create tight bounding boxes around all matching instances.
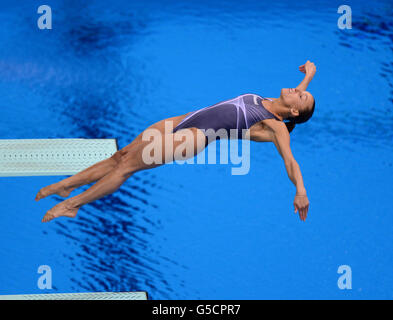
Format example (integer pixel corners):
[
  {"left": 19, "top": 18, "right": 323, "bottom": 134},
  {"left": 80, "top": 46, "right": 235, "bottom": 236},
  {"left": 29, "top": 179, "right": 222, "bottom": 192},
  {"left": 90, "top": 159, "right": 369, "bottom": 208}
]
[{"left": 36, "top": 61, "right": 316, "bottom": 222}]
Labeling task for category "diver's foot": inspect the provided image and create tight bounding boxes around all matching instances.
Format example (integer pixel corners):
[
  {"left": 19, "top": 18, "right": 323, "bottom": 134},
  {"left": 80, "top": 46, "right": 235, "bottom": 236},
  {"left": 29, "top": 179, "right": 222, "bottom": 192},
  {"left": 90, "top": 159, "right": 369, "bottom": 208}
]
[
  {"left": 41, "top": 199, "right": 80, "bottom": 223},
  {"left": 35, "top": 182, "right": 72, "bottom": 201}
]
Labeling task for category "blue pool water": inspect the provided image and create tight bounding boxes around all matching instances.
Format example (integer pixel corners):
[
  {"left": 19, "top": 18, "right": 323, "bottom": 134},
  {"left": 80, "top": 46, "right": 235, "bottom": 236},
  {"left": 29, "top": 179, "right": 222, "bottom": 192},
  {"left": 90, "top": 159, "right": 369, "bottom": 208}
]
[{"left": 0, "top": 0, "right": 392, "bottom": 299}]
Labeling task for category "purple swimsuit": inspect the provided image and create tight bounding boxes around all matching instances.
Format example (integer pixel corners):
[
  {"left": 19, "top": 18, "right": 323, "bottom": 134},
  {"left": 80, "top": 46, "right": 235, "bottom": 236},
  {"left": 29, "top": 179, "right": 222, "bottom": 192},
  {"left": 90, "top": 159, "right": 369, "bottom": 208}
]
[{"left": 172, "top": 93, "right": 278, "bottom": 141}]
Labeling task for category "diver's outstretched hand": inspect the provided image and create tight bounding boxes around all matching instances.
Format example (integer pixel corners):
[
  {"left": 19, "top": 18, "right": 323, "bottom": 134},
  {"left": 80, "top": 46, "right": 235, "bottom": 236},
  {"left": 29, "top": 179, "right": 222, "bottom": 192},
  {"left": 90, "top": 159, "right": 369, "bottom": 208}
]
[
  {"left": 294, "top": 194, "right": 310, "bottom": 222},
  {"left": 299, "top": 60, "right": 316, "bottom": 78}
]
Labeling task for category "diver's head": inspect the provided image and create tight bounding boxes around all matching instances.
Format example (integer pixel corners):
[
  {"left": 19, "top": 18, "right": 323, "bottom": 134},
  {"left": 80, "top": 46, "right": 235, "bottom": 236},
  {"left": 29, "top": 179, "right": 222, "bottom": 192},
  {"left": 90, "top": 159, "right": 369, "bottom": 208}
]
[{"left": 280, "top": 88, "right": 315, "bottom": 124}]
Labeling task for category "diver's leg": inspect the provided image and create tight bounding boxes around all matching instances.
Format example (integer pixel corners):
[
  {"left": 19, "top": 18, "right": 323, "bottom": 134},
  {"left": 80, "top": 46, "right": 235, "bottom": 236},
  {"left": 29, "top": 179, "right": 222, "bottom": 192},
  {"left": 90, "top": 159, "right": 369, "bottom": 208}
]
[
  {"left": 35, "top": 151, "right": 124, "bottom": 201},
  {"left": 41, "top": 120, "right": 204, "bottom": 222},
  {"left": 35, "top": 114, "right": 189, "bottom": 201}
]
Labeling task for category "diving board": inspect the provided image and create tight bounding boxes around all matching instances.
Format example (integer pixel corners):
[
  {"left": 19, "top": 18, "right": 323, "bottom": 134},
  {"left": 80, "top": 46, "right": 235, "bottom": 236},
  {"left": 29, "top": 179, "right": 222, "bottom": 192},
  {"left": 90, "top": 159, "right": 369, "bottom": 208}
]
[
  {"left": 0, "top": 291, "right": 147, "bottom": 300},
  {"left": 0, "top": 139, "right": 118, "bottom": 177}
]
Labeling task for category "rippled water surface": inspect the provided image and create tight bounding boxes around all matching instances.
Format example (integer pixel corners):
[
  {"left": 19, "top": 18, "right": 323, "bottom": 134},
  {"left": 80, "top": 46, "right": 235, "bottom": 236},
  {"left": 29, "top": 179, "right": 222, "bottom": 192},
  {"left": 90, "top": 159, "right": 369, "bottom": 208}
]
[{"left": 0, "top": 0, "right": 392, "bottom": 299}]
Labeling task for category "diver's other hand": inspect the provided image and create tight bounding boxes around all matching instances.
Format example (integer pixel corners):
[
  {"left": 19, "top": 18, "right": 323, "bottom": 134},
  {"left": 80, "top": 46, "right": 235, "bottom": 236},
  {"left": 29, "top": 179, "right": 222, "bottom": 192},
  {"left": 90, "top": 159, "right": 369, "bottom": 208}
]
[
  {"left": 294, "top": 194, "right": 309, "bottom": 221},
  {"left": 299, "top": 60, "right": 316, "bottom": 78}
]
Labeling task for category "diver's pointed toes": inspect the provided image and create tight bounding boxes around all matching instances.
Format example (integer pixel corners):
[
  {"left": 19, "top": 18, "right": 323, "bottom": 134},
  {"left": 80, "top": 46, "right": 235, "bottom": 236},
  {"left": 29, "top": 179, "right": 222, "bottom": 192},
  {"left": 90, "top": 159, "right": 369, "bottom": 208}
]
[{"left": 42, "top": 213, "right": 52, "bottom": 223}]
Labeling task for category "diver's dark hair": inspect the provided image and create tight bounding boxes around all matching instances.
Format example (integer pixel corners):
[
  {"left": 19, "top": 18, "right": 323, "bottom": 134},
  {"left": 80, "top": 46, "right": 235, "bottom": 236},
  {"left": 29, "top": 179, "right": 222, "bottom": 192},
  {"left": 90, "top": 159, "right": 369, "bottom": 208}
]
[{"left": 285, "top": 98, "right": 315, "bottom": 133}]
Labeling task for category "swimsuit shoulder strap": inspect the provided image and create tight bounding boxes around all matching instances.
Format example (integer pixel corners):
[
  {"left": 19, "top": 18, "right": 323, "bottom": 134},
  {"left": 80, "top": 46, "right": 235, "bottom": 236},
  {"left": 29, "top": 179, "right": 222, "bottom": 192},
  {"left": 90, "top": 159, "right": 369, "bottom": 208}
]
[{"left": 259, "top": 96, "right": 281, "bottom": 121}]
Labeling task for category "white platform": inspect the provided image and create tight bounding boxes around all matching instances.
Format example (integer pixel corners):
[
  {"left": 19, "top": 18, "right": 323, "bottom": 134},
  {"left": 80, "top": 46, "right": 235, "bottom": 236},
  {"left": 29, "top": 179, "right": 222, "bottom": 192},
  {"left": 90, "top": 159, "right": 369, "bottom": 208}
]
[
  {"left": 0, "top": 291, "right": 147, "bottom": 300},
  {"left": 0, "top": 139, "right": 118, "bottom": 177}
]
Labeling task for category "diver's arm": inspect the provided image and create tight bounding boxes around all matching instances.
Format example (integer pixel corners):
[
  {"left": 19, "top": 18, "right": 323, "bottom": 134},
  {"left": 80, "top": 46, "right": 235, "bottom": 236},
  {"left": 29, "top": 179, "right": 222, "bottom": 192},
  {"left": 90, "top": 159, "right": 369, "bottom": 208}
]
[
  {"left": 297, "top": 60, "right": 316, "bottom": 92},
  {"left": 271, "top": 124, "right": 310, "bottom": 221},
  {"left": 272, "top": 131, "right": 306, "bottom": 195},
  {"left": 249, "top": 127, "right": 274, "bottom": 142}
]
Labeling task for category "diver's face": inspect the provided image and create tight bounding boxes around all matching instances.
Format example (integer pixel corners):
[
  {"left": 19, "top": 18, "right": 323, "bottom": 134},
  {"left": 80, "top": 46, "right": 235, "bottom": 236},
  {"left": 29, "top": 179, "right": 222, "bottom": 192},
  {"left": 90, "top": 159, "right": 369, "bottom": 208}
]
[{"left": 281, "top": 88, "right": 314, "bottom": 117}]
